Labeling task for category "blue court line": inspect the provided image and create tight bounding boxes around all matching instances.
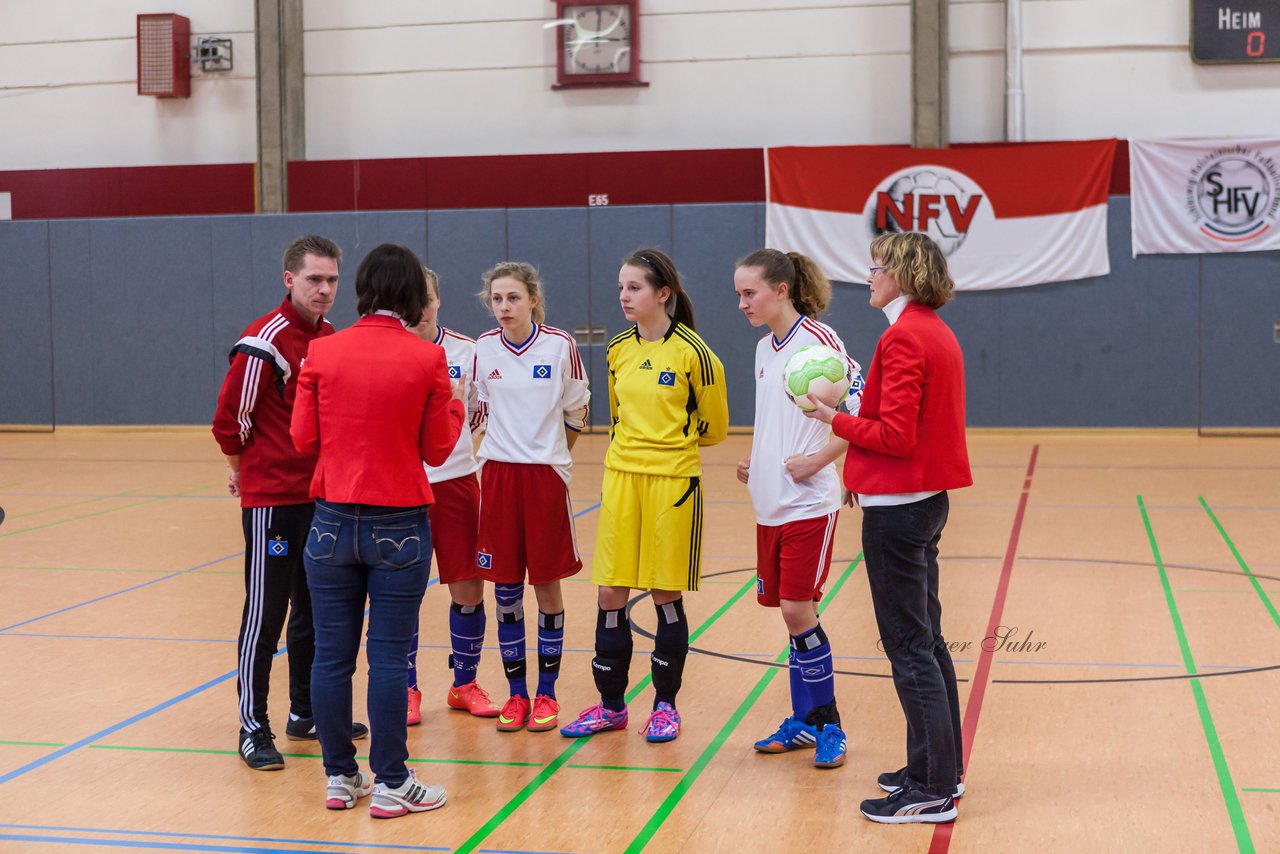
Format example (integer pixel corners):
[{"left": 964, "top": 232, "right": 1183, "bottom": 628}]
[
  {"left": 0, "top": 825, "right": 446, "bottom": 852},
  {"left": 571, "top": 501, "right": 600, "bottom": 518},
  {"left": 0, "top": 577, "right": 440, "bottom": 786},
  {"left": 0, "top": 666, "right": 244, "bottom": 785},
  {"left": 1, "top": 632, "right": 236, "bottom": 644},
  {"left": 0, "top": 551, "right": 243, "bottom": 633}
]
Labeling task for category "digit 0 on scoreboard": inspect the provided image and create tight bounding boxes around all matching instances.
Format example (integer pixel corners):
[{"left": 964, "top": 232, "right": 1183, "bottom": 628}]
[{"left": 1191, "top": 0, "right": 1280, "bottom": 63}]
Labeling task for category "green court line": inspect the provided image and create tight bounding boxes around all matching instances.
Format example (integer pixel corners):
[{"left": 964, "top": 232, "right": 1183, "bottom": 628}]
[
  {"left": 0, "top": 565, "right": 240, "bottom": 575},
  {"left": 0, "top": 483, "right": 213, "bottom": 540},
  {"left": 86, "top": 743, "right": 546, "bottom": 768},
  {"left": 0, "top": 740, "right": 63, "bottom": 748},
  {"left": 452, "top": 574, "right": 759, "bottom": 854},
  {"left": 6, "top": 494, "right": 115, "bottom": 521},
  {"left": 1139, "top": 496, "right": 1253, "bottom": 854},
  {"left": 1199, "top": 497, "right": 1280, "bottom": 632},
  {"left": 1241, "top": 788, "right": 1280, "bottom": 793},
  {"left": 567, "top": 764, "right": 682, "bottom": 773},
  {"left": 625, "top": 554, "right": 862, "bottom": 854},
  {"left": 0, "top": 565, "right": 175, "bottom": 574}
]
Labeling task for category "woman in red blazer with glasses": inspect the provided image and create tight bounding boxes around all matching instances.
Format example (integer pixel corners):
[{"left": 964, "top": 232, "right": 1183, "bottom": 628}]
[
  {"left": 806, "top": 231, "right": 971, "bottom": 826},
  {"left": 291, "top": 243, "right": 463, "bottom": 820}
]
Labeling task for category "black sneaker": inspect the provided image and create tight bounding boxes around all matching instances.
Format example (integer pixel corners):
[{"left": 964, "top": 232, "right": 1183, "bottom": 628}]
[
  {"left": 285, "top": 715, "right": 370, "bottom": 742},
  {"left": 877, "top": 766, "right": 964, "bottom": 798},
  {"left": 860, "top": 785, "right": 957, "bottom": 824},
  {"left": 238, "top": 728, "right": 284, "bottom": 771}
]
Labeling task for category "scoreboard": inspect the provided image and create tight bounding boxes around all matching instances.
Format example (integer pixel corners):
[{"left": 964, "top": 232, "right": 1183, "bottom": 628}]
[{"left": 1191, "top": 1, "right": 1280, "bottom": 63}]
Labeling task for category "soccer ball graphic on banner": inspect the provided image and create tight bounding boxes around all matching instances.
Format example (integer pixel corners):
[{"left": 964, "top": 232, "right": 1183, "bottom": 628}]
[
  {"left": 868, "top": 168, "right": 980, "bottom": 256},
  {"left": 783, "top": 345, "right": 853, "bottom": 412}
]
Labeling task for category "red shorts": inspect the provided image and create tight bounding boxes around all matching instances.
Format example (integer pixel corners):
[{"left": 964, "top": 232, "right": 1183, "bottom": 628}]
[
  {"left": 427, "top": 472, "right": 480, "bottom": 585},
  {"left": 755, "top": 512, "right": 839, "bottom": 607},
  {"left": 476, "top": 461, "right": 583, "bottom": 585}
]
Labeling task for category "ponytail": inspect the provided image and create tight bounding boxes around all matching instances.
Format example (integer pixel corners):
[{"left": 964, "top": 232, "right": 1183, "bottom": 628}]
[
  {"left": 737, "top": 248, "right": 832, "bottom": 318},
  {"left": 624, "top": 248, "right": 697, "bottom": 331}
]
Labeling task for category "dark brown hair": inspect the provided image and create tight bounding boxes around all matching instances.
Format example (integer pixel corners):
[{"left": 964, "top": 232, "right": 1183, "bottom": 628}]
[
  {"left": 736, "top": 248, "right": 833, "bottom": 318},
  {"left": 623, "top": 248, "right": 696, "bottom": 331},
  {"left": 354, "top": 244, "right": 429, "bottom": 326},
  {"left": 282, "top": 234, "right": 342, "bottom": 273}
]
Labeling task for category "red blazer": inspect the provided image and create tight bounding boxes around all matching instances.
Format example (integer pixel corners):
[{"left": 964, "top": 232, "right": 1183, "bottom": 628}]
[
  {"left": 290, "top": 314, "right": 464, "bottom": 506},
  {"left": 832, "top": 302, "right": 972, "bottom": 495}
]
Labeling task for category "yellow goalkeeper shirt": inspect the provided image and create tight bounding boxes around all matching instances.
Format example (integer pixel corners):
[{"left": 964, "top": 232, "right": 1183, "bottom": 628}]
[{"left": 604, "top": 321, "right": 729, "bottom": 477}]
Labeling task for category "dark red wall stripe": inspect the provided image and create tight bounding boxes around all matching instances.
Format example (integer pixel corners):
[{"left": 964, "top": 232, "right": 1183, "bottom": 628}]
[
  {"left": 0, "top": 142, "right": 1130, "bottom": 221},
  {"left": 0, "top": 163, "right": 255, "bottom": 220},
  {"left": 287, "top": 148, "right": 765, "bottom": 212}
]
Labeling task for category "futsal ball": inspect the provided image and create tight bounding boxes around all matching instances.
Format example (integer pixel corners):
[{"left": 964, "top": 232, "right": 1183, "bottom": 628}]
[{"left": 783, "top": 345, "right": 853, "bottom": 412}]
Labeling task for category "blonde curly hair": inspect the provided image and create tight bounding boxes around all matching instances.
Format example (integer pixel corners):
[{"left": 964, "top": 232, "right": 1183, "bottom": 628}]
[
  {"left": 479, "top": 261, "right": 546, "bottom": 324},
  {"left": 869, "top": 232, "right": 955, "bottom": 309}
]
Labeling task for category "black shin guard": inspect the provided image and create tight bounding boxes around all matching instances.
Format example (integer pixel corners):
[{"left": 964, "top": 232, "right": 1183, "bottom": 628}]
[
  {"left": 651, "top": 598, "right": 689, "bottom": 706},
  {"left": 593, "top": 607, "right": 632, "bottom": 710}
]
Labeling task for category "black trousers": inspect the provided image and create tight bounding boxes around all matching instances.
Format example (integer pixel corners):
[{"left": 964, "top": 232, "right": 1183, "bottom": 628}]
[
  {"left": 236, "top": 502, "right": 315, "bottom": 732},
  {"left": 862, "top": 491, "right": 964, "bottom": 797}
]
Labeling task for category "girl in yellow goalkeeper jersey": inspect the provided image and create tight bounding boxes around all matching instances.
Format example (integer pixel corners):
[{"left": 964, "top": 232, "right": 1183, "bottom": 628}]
[{"left": 560, "top": 248, "right": 728, "bottom": 744}]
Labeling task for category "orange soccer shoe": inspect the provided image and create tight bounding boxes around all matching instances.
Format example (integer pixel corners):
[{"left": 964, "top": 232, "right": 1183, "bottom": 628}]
[
  {"left": 406, "top": 688, "right": 423, "bottom": 727},
  {"left": 526, "top": 695, "right": 560, "bottom": 732},
  {"left": 446, "top": 681, "right": 501, "bottom": 718},
  {"left": 496, "top": 695, "right": 531, "bottom": 732}
]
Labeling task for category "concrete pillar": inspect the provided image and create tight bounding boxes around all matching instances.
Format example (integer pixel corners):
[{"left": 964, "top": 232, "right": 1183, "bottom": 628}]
[
  {"left": 911, "top": 0, "right": 948, "bottom": 149},
  {"left": 255, "top": 0, "right": 304, "bottom": 212}
]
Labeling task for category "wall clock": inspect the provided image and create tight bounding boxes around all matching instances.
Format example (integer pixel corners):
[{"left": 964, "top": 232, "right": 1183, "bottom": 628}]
[{"left": 552, "top": 1, "right": 649, "bottom": 89}]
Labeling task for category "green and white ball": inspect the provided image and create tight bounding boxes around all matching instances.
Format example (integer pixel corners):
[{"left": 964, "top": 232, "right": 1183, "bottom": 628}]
[{"left": 783, "top": 344, "right": 853, "bottom": 412}]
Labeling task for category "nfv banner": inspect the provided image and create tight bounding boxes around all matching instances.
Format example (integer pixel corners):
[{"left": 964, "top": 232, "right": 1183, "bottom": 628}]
[
  {"left": 1130, "top": 138, "right": 1280, "bottom": 255},
  {"left": 766, "top": 140, "right": 1117, "bottom": 290}
]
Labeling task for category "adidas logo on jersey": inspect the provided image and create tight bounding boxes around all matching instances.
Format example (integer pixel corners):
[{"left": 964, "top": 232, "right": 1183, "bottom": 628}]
[
  {"left": 487, "top": 369, "right": 502, "bottom": 380},
  {"left": 639, "top": 359, "right": 653, "bottom": 370},
  {"left": 758, "top": 368, "right": 764, "bottom": 379}
]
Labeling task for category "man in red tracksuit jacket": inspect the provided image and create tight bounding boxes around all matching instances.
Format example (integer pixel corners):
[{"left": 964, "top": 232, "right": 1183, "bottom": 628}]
[{"left": 212, "top": 234, "right": 366, "bottom": 770}]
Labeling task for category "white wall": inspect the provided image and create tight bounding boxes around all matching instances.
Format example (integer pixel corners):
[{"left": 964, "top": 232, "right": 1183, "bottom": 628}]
[
  {"left": 0, "top": 0, "right": 256, "bottom": 170},
  {"left": 951, "top": 0, "right": 1280, "bottom": 142},
  {"left": 302, "top": 0, "right": 913, "bottom": 160},
  {"left": 2, "top": 0, "right": 1277, "bottom": 172}
]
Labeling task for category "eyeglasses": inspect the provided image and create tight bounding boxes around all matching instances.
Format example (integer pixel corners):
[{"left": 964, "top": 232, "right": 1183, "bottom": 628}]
[{"left": 868, "top": 265, "right": 888, "bottom": 275}]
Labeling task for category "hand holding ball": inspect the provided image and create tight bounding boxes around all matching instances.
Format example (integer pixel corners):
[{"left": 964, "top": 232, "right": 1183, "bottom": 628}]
[{"left": 783, "top": 345, "right": 854, "bottom": 412}]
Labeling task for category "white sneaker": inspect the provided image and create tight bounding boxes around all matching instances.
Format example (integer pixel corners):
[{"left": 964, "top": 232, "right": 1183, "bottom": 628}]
[
  {"left": 369, "top": 770, "right": 447, "bottom": 818},
  {"left": 326, "top": 770, "right": 373, "bottom": 810}
]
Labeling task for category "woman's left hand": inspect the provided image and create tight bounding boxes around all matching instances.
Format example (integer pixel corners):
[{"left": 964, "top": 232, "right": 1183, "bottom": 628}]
[{"left": 803, "top": 395, "right": 838, "bottom": 424}]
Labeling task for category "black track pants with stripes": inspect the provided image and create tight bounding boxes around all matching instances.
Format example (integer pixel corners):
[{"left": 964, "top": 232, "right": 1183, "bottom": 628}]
[{"left": 237, "top": 503, "right": 315, "bottom": 732}]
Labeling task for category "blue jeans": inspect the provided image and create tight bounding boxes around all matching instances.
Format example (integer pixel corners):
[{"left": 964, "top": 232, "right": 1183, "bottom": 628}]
[
  {"left": 862, "top": 491, "right": 964, "bottom": 797},
  {"left": 304, "top": 499, "right": 431, "bottom": 786}
]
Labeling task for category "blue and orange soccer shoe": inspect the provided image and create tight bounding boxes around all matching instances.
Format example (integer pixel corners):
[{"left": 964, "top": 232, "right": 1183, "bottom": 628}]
[
  {"left": 753, "top": 716, "right": 819, "bottom": 753},
  {"left": 813, "top": 724, "right": 847, "bottom": 768},
  {"left": 642, "top": 702, "right": 681, "bottom": 743},
  {"left": 559, "top": 703, "right": 628, "bottom": 738}
]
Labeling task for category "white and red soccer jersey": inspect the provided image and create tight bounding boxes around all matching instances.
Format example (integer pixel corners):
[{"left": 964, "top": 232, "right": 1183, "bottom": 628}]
[
  {"left": 424, "top": 326, "right": 482, "bottom": 484},
  {"left": 473, "top": 323, "right": 590, "bottom": 485},
  {"left": 748, "top": 316, "right": 864, "bottom": 526}
]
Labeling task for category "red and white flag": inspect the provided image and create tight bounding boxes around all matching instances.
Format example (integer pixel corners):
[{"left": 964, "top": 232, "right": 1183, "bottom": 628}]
[
  {"left": 766, "top": 141, "right": 1117, "bottom": 290},
  {"left": 1130, "top": 138, "right": 1280, "bottom": 255}
]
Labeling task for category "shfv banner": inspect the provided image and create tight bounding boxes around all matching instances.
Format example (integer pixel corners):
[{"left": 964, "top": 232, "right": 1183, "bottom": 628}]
[
  {"left": 766, "top": 141, "right": 1117, "bottom": 290},
  {"left": 1130, "top": 138, "right": 1280, "bottom": 255}
]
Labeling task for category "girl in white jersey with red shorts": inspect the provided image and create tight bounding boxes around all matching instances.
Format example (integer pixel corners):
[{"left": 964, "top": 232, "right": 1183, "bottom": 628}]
[
  {"left": 733, "top": 248, "right": 863, "bottom": 770},
  {"left": 405, "top": 268, "right": 500, "bottom": 725},
  {"left": 472, "top": 261, "right": 590, "bottom": 734}
]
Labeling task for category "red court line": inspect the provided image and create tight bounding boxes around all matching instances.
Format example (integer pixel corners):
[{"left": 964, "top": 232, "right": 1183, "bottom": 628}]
[{"left": 929, "top": 444, "right": 1039, "bottom": 854}]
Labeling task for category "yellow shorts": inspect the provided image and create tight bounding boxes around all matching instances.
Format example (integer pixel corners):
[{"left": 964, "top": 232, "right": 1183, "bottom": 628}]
[{"left": 591, "top": 469, "right": 703, "bottom": 592}]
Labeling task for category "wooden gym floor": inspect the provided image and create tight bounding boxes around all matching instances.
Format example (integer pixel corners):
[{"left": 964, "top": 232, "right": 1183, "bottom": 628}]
[{"left": 0, "top": 429, "right": 1277, "bottom": 854}]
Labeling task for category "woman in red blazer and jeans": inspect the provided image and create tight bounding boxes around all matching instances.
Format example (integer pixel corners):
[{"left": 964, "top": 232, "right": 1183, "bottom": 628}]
[
  {"left": 806, "top": 232, "right": 971, "bottom": 825},
  {"left": 291, "top": 244, "right": 464, "bottom": 819}
]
